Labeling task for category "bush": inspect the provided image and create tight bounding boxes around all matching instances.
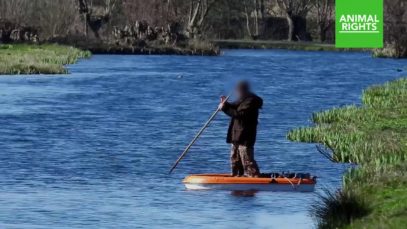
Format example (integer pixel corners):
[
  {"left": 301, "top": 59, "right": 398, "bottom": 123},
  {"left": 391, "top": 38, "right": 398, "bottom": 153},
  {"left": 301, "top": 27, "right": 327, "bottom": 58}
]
[{"left": 313, "top": 189, "right": 370, "bottom": 229}]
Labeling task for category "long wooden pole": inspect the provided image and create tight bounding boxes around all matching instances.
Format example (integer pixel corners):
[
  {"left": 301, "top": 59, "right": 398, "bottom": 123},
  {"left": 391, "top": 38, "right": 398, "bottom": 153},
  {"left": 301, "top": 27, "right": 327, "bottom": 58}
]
[{"left": 169, "top": 94, "right": 231, "bottom": 174}]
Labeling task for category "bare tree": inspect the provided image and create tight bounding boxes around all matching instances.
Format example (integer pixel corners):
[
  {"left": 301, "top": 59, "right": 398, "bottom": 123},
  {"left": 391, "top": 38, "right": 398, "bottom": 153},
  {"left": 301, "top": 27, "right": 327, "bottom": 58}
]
[
  {"left": 122, "top": 0, "right": 171, "bottom": 25},
  {"left": 77, "top": 0, "right": 118, "bottom": 38},
  {"left": 39, "top": 0, "right": 79, "bottom": 38},
  {"left": 313, "top": 0, "right": 333, "bottom": 42},
  {"left": 384, "top": 0, "right": 407, "bottom": 57},
  {"left": 0, "top": 0, "right": 30, "bottom": 25},
  {"left": 0, "top": 0, "right": 80, "bottom": 40},
  {"left": 121, "top": 0, "right": 215, "bottom": 38},
  {"left": 243, "top": 0, "right": 265, "bottom": 39},
  {"left": 276, "top": 0, "right": 312, "bottom": 41},
  {"left": 186, "top": 0, "right": 218, "bottom": 38}
]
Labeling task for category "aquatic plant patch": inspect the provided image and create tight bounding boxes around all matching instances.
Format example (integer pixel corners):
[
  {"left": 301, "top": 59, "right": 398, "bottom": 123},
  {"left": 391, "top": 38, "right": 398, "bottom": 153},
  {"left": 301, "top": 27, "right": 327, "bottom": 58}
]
[{"left": 0, "top": 44, "right": 91, "bottom": 75}]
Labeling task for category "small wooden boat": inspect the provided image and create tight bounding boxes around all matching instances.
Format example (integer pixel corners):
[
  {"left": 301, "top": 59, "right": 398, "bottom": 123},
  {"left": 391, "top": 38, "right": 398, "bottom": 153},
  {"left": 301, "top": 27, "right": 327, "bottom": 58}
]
[{"left": 183, "top": 173, "right": 317, "bottom": 192}]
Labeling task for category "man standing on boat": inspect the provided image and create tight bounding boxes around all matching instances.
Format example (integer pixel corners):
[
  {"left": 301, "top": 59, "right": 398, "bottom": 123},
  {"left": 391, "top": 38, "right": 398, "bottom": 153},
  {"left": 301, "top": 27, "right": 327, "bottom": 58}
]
[{"left": 219, "top": 81, "right": 263, "bottom": 178}]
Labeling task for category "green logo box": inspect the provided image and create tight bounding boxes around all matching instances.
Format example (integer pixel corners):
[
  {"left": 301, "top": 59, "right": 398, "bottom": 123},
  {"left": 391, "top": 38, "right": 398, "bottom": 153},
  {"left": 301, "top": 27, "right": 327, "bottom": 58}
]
[{"left": 336, "top": 0, "right": 383, "bottom": 48}]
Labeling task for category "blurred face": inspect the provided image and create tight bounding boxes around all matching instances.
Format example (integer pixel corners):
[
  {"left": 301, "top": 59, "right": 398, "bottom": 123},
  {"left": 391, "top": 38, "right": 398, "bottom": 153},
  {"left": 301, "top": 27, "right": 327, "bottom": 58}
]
[
  {"left": 235, "top": 86, "right": 247, "bottom": 99},
  {"left": 235, "top": 87, "right": 243, "bottom": 99}
]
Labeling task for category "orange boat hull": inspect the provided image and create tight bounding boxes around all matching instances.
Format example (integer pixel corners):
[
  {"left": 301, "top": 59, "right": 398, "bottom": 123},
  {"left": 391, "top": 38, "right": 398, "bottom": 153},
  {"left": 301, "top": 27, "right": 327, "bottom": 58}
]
[{"left": 183, "top": 174, "right": 316, "bottom": 192}]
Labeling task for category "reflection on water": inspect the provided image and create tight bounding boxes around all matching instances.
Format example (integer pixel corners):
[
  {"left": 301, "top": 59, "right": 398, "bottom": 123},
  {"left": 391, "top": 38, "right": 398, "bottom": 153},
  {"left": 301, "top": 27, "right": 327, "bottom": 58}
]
[
  {"left": 231, "top": 190, "right": 258, "bottom": 197},
  {"left": 0, "top": 50, "right": 406, "bottom": 228}
]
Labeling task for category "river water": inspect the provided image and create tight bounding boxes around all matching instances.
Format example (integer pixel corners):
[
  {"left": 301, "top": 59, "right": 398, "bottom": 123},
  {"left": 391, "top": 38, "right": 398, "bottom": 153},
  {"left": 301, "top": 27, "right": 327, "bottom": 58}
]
[{"left": 0, "top": 50, "right": 406, "bottom": 228}]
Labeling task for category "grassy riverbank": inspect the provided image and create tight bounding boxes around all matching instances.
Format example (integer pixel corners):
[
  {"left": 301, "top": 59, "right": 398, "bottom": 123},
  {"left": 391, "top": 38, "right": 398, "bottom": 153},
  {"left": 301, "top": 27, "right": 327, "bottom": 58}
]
[
  {"left": 287, "top": 78, "right": 407, "bottom": 228},
  {"left": 0, "top": 44, "right": 91, "bottom": 74},
  {"left": 50, "top": 36, "right": 220, "bottom": 56},
  {"left": 83, "top": 41, "right": 220, "bottom": 56},
  {"left": 213, "top": 39, "right": 362, "bottom": 52}
]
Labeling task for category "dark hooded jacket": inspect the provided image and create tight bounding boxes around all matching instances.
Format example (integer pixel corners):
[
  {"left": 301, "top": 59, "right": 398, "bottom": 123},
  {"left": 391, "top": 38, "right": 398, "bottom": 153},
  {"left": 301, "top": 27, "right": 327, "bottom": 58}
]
[{"left": 221, "top": 93, "right": 263, "bottom": 147}]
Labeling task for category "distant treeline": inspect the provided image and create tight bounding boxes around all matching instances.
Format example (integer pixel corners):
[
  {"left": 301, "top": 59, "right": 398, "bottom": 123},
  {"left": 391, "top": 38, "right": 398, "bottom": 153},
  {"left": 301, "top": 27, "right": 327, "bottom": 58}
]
[{"left": 0, "top": 0, "right": 406, "bottom": 57}]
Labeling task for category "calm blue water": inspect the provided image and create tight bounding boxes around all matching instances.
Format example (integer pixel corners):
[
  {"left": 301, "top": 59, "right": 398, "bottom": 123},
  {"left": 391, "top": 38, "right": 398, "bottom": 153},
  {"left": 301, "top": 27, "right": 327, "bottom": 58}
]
[{"left": 0, "top": 50, "right": 406, "bottom": 229}]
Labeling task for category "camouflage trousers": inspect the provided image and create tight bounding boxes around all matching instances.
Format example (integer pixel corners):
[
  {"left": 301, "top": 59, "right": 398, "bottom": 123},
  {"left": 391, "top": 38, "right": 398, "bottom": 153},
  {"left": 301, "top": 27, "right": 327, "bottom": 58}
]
[{"left": 230, "top": 145, "right": 260, "bottom": 177}]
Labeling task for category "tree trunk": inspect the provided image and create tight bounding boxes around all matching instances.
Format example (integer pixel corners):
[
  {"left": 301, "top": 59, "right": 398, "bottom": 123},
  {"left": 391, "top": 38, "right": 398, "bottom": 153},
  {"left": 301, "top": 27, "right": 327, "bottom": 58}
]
[
  {"left": 187, "top": 0, "right": 201, "bottom": 39},
  {"left": 319, "top": 24, "right": 326, "bottom": 42},
  {"left": 254, "top": 0, "right": 259, "bottom": 37},
  {"left": 320, "top": 30, "right": 326, "bottom": 42},
  {"left": 244, "top": 2, "right": 252, "bottom": 38},
  {"left": 286, "top": 13, "right": 294, "bottom": 41},
  {"left": 84, "top": 15, "right": 88, "bottom": 37}
]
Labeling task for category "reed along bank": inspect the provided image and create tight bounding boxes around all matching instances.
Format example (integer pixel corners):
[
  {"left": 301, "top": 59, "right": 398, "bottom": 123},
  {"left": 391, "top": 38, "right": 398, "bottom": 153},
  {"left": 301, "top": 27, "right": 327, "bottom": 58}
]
[{"left": 288, "top": 78, "right": 407, "bottom": 228}]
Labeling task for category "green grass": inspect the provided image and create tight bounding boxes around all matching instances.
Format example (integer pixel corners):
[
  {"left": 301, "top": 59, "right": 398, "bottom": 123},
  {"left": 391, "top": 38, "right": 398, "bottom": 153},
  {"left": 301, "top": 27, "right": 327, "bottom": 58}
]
[
  {"left": 287, "top": 78, "right": 407, "bottom": 228},
  {"left": 0, "top": 44, "right": 91, "bottom": 75}
]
